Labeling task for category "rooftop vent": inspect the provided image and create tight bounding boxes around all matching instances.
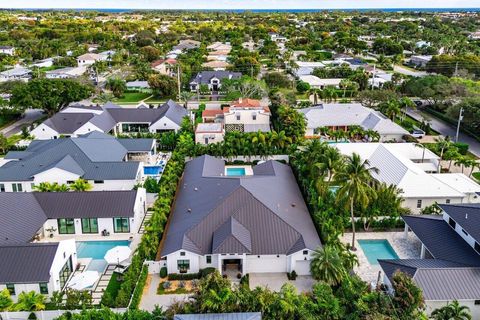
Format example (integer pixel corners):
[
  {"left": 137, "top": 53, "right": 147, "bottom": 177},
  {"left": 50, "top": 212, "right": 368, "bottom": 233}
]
[
  {"left": 187, "top": 208, "right": 192, "bottom": 213},
  {"left": 466, "top": 214, "right": 469, "bottom": 219},
  {"left": 291, "top": 203, "right": 296, "bottom": 207},
  {"left": 194, "top": 187, "right": 198, "bottom": 191}
]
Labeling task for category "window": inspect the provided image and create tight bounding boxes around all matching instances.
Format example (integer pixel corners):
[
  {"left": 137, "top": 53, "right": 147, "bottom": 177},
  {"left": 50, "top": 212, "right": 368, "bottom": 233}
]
[
  {"left": 448, "top": 218, "right": 456, "bottom": 229},
  {"left": 180, "top": 252, "right": 186, "bottom": 256},
  {"left": 303, "top": 250, "right": 308, "bottom": 255},
  {"left": 475, "top": 300, "right": 480, "bottom": 305},
  {"left": 81, "top": 218, "right": 98, "bottom": 234},
  {"left": 94, "top": 180, "right": 104, "bottom": 184},
  {"left": 462, "top": 229, "right": 469, "bottom": 236},
  {"left": 12, "top": 183, "right": 22, "bottom": 192},
  {"left": 446, "top": 199, "right": 451, "bottom": 204},
  {"left": 0, "top": 183, "right": 4, "bottom": 192},
  {"left": 39, "top": 283, "right": 48, "bottom": 294},
  {"left": 206, "top": 255, "right": 212, "bottom": 264},
  {"left": 58, "top": 218, "right": 75, "bottom": 234},
  {"left": 59, "top": 257, "right": 73, "bottom": 289},
  {"left": 6, "top": 284, "right": 15, "bottom": 295},
  {"left": 252, "top": 114, "right": 257, "bottom": 120},
  {"left": 177, "top": 260, "right": 190, "bottom": 273},
  {"left": 416, "top": 199, "right": 422, "bottom": 208},
  {"left": 113, "top": 217, "right": 130, "bottom": 233}
]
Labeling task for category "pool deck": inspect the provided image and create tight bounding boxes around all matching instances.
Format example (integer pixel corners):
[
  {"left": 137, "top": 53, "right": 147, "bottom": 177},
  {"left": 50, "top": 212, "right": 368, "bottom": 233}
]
[{"left": 341, "top": 231, "right": 422, "bottom": 283}]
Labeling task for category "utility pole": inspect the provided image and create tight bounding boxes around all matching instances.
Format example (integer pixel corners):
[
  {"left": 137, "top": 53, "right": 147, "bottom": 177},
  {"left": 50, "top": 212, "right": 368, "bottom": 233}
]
[
  {"left": 176, "top": 64, "right": 181, "bottom": 101},
  {"left": 370, "top": 64, "right": 376, "bottom": 90},
  {"left": 453, "top": 61, "right": 459, "bottom": 77},
  {"left": 455, "top": 107, "right": 464, "bottom": 143}
]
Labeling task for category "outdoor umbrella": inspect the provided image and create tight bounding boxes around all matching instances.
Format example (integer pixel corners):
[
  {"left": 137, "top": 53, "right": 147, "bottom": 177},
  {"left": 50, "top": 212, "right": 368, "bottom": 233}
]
[
  {"left": 67, "top": 271, "right": 100, "bottom": 290},
  {"left": 104, "top": 246, "right": 132, "bottom": 265}
]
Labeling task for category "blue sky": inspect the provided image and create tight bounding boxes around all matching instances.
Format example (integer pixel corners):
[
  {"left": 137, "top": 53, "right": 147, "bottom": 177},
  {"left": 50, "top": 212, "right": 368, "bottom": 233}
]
[{"left": 2, "top": 0, "right": 480, "bottom": 9}]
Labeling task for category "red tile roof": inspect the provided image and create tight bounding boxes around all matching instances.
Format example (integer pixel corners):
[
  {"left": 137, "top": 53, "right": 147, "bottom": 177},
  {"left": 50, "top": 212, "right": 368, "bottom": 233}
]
[{"left": 231, "top": 98, "right": 261, "bottom": 108}]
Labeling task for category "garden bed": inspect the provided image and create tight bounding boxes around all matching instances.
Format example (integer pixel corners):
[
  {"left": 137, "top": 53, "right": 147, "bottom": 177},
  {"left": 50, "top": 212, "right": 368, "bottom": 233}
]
[{"left": 157, "top": 280, "right": 195, "bottom": 295}]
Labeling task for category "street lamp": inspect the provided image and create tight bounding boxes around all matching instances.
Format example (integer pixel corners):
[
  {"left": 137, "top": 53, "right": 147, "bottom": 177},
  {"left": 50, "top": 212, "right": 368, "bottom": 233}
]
[{"left": 455, "top": 107, "right": 464, "bottom": 143}]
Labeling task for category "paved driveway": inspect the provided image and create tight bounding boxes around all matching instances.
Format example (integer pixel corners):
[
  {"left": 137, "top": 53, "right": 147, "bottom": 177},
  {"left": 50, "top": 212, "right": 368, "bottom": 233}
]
[{"left": 249, "top": 273, "right": 314, "bottom": 293}]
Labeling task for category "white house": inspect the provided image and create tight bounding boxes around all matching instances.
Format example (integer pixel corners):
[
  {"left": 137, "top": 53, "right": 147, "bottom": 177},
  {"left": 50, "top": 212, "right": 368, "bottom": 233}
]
[
  {"left": 195, "top": 123, "right": 224, "bottom": 145},
  {"left": 0, "top": 46, "right": 15, "bottom": 56},
  {"left": 294, "top": 61, "right": 326, "bottom": 76},
  {"left": 223, "top": 98, "right": 271, "bottom": 133},
  {"left": 334, "top": 143, "right": 480, "bottom": 213},
  {"left": 31, "top": 57, "right": 55, "bottom": 68},
  {"left": 151, "top": 58, "right": 178, "bottom": 77},
  {"left": 189, "top": 71, "right": 242, "bottom": 92},
  {"left": 0, "top": 67, "right": 31, "bottom": 82},
  {"left": 159, "top": 156, "right": 322, "bottom": 276},
  {"left": 45, "top": 66, "right": 87, "bottom": 79},
  {"left": 0, "top": 132, "right": 155, "bottom": 192},
  {"left": 76, "top": 53, "right": 104, "bottom": 67},
  {"left": 410, "top": 55, "right": 433, "bottom": 68},
  {"left": 298, "top": 103, "right": 409, "bottom": 141},
  {"left": 299, "top": 75, "right": 343, "bottom": 89}
]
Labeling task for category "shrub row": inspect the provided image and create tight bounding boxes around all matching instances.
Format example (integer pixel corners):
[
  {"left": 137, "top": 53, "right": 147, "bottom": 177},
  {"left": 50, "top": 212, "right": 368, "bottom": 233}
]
[
  {"left": 129, "top": 266, "right": 148, "bottom": 310},
  {"left": 167, "top": 267, "right": 216, "bottom": 281}
]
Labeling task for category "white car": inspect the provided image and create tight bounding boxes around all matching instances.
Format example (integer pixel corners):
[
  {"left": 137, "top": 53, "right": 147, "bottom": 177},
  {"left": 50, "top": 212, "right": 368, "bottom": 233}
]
[{"left": 411, "top": 129, "right": 425, "bottom": 138}]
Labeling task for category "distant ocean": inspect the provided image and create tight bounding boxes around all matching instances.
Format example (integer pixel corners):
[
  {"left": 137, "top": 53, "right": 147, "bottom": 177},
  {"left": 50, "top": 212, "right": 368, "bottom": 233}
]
[{"left": 4, "top": 8, "right": 480, "bottom": 13}]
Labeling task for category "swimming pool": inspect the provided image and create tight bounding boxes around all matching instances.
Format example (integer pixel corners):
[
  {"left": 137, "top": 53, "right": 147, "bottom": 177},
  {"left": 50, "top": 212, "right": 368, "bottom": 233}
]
[
  {"left": 358, "top": 239, "right": 399, "bottom": 265},
  {"left": 226, "top": 167, "right": 246, "bottom": 176},
  {"left": 144, "top": 166, "right": 162, "bottom": 175},
  {"left": 77, "top": 240, "right": 130, "bottom": 260}
]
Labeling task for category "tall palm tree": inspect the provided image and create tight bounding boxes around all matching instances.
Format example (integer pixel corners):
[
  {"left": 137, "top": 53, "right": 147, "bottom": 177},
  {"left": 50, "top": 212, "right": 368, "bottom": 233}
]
[
  {"left": 310, "top": 245, "right": 348, "bottom": 286},
  {"left": 33, "top": 182, "right": 53, "bottom": 192},
  {"left": 316, "top": 147, "right": 343, "bottom": 184},
  {"left": 435, "top": 137, "right": 452, "bottom": 172},
  {"left": 431, "top": 300, "right": 471, "bottom": 320},
  {"left": 179, "top": 91, "right": 194, "bottom": 108},
  {"left": 14, "top": 291, "right": 46, "bottom": 311},
  {"left": 335, "top": 153, "right": 379, "bottom": 250},
  {"left": 454, "top": 157, "right": 475, "bottom": 175},
  {"left": 69, "top": 178, "right": 93, "bottom": 192}
]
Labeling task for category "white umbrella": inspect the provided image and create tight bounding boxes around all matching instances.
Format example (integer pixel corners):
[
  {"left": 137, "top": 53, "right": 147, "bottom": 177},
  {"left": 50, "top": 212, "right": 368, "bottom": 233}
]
[
  {"left": 68, "top": 271, "right": 100, "bottom": 290},
  {"left": 104, "top": 246, "right": 131, "bottom": 265}
]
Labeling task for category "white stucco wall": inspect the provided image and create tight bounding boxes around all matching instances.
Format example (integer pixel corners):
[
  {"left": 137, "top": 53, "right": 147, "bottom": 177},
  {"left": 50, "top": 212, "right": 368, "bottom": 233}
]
[
  {"left": 31, "top": 124, "right": 61, "bottom": 140},
  {"left": 404, "top": 196, "right": 464, "bottom": 214},
  {"left": 166, "top": 250, "right": 201, "bottom": 274},
  {"left": 149, "top": 117, "right": 181, "bottom": 133},
  {"left": 224, "top": 110, "right": 270, "bottom": 126},
  {"left": 195, "top": 132, "right": 224, "bottom": 145}
]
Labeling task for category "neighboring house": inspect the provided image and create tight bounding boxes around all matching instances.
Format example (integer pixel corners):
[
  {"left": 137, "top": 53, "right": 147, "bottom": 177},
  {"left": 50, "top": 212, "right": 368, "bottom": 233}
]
[
  {"left": 31, "top": 100, "right": 187, "bottom": 139},
  {"left": 99, "top": 50, "right": 115, "bottom": 61},
  {"left": 159, "top": 156, "right": 322, "bottom": 276},
  {"left": 45, "top": 66, "right": 87, "bottom": 79},
  {"left": 223, "top": 98, "right": 271, "bottom": 133},
  {"left": 173, "top": 39, "right": 201, "bottom": 51},
  {"left": 380, "top": 203, "right": 480, "bottom": 318},
  {"left": 0, "top": 132, "right": 155, "bottom": 192},
  {"left": 293, "top": 61, "right": 326, "bottom": 76},
  {"left": 299, "top": 75, "right": 342, "bottom": 89},
  {"left": 334, "top": 143, "right": 480, "bottom": 213},
  {"left": 201, "top": 60, "right": 231, "bottom": 71},
  {"left": 77, "top": 53, "right": 104, "bottom": 66},
  {"left": 195, "top": 123, "right": 224, "bottom": 145},
  {"left": 174, "top": 313, "right": 262, "bottom": 320},
  {"left": 0, "top": 67, "right": 31, "bottom": 82},
  {"left": 269, "top": 32, "right": 287, "bottom": 43},
  {"left": 410, "top": 55, "right": 433, "bottom": 68},
  {"left": 207, "top": 42, "right": 232, "bottom": 52},
  {"left": 468, "top": 31, "right": 480, "bottom": 40},
  {"left": 126, "top": 80, "right": 151, "bottom": 92},
  {"left": 151, "top": 58, "right": 177, "bottom": 77},
  {"left": 298, "top": 104, "right": 408, "bottom": 141},
  {"left": 0, "top": 45, "right": 15, "bottom": 55},
  {"left": 30, "top": 57, "right": 55, "bottom": 68},
  {"left": 190, "top": 71, "right": 242, "bottom": 92}
]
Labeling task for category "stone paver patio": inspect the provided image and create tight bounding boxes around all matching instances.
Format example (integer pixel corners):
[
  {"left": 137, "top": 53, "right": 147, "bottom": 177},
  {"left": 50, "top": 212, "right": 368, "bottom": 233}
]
[
  {"left": 341, "top": 231, "right": 421, "bottom": 283},
  {"left": 249, "top": 273, "right": 314, "bottom": 293}
]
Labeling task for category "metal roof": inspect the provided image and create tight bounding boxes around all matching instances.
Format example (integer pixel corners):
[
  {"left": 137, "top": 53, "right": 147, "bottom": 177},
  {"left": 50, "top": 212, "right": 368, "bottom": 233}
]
[
  {"left": 43, "top": 113, "right": 95, "bottom": 134},
  {"left": 174, "top": 313, "right": 261, "bottom": 320},
  {"left": 0, "top": 243, "right": 59, "bottom": 284},
  {"left": 439, "top": 204, "right": 480, "bottom": 243},
  {"left": 190, "top": 71, "right": 242, "bottom": 85},
  {"left": 160, "top": 155, "right": 321, "bottom": 257},
  {"left": 403, "top": 215, "right": 480, "bottom": 266}
]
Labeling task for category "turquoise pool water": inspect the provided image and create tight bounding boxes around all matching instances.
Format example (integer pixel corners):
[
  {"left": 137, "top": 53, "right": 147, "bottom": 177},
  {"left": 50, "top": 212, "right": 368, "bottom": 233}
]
[
  {"left": 226, "top": 167, "right": 246, "bottom": 176},
  {"left": 358, "top": 239, "right": 399, "bottom": 265},
  {"left": 77, "top": 240, "right": 130, "bottom": 259},
  {"left": 144, "top": 166, "right": 162, "bottom": 175}
]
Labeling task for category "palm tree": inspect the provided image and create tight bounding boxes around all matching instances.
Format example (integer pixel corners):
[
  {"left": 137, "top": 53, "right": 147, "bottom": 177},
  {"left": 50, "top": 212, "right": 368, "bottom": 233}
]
[
  {"left": 365, "top": 129, "right": 380, "bottom": 142},
  {"left": 308, "top": 88, "right": 321, "bottom": 105},
  {"left": 51, "top": 183, "right": 70, "bottom": 192},
  {"left": 179, "top": 91, "right": 194, "bottom": 109},
  {"left": 69, "top": 178, "right": 93, "bottom": 191},
  {"left": 310, "top": 245, "right": 349, "bottom": 286},
  {"left": 0, "top": 288, "right": 13, "bottom": 311},
  {"left": 105, "top": 77, "right": 127, "bottom": 98},
  {"left": 335, "top": 153, "right": 379, "bottom": 250},
  {"left": 380, "top": 100, "right": 401, "bottom": 121},
  {"left": 316, "top": 147, "right": 343, "bottom": 184},
  {"left": 454, "top": 157, "right": 474, "bottom": 175},
  {"left": 431, "top": 300, "right": 471, "bottom": 320},
  {"left": 435, "top": 137, "right": 452, "bottom": 172},
  {"left": 14, "top": 291, "right": 46, "bottom": 311},
  {"left": 33, "top": 182, "right": 53, "bottom": 192}
]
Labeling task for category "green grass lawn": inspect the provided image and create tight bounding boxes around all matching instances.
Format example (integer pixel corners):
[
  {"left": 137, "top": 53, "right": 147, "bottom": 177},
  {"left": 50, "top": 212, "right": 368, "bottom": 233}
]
[
  {"left": 112, "top": 92, "right": 152, "bottom": 103},
  {"left": 102, "top": 272, "right": 122, "bottom": 301}
]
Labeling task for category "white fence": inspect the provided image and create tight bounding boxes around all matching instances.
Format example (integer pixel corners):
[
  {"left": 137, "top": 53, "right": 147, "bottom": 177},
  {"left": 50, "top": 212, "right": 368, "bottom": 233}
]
[{"left": 0, "top": 308, "right": 127, "bottom": 320}]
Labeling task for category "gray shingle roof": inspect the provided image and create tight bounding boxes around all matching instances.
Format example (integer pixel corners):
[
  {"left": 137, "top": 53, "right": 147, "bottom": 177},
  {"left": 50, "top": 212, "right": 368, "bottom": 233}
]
[
  {"left": 43, "top": 113, "right": 94, "bottom": 134},
  {"left": 160, "top": 155, "right": 321, "bottom": 257},
  {"left": 0, "top": 243, "right": 59, "bottom": 284},
  {"left": 403, "top": 215, "right": 480, "bottom": 266},
  {"left": 190, "top": 71, "right": 242, "bottom": 85},
  {"left": 379, "top": 259, "right": 480, "bottom": 301},
  {"left": 439, "top": 204, "right": 480, "bottom": 243},
  {"left": 0, "top": 134, "right": 150, "bottom": 181},
  {"left": 174, "top": 313, "right": 261, "bottom": 320}
]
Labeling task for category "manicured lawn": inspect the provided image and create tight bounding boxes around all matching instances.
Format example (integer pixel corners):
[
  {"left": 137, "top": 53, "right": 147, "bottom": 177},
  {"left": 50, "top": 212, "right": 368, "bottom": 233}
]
[
  {"left": 112, "top": 92, "right": 152, "bottom": 103},
  {"left": 103, "top": 272, "right": 122, "bottom": 301}
]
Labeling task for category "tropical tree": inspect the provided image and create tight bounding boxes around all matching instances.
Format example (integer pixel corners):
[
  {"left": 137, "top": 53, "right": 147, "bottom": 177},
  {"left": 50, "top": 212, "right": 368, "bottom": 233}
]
[
  {"left": 179, "top": 91, "right": 194, "bottom": 108},
  {"left": 105, "top": 77, "right": 127, "bottom": 98},
  {"left": 310, "top": 245, "right": 347, "bottom": 286},
  {"left": 431, "top": 300, "right": 471, "bottom": 320},
  {"left": 335, "top": 153, "right": 378, "bottom": 250},
  {"left": 316, "top": 146, "right": 343, "bottom": 184},
  {"left": 435, "top": 137, "right": 452, "bottom": 172},
  {"left": 0, "top": 288, "right": 13, "bottom": 311},
  {"left": 69, "top": 179, "right": 93, "bottom": 191},
  {"left": 14, "top": 291, "right": 46, "bottom": 311}
]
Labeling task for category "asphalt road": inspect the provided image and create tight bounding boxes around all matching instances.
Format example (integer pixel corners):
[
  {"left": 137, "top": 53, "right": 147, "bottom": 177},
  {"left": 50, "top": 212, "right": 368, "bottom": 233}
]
[
  {"left": 407, "top": 107, "right": 480, "bottom": 157},
  {"left": 0, "top": 109, "right": 44, "bottom": 137}
]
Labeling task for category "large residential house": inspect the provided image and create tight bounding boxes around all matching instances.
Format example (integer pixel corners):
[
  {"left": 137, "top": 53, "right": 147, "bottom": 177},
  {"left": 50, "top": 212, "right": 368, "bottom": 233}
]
[
  {"left": 380, "top": 204, "right": 480, "bottom": 318},
  {"left": 159, "top": 156, "right": 322, "bottom": 276},
  {"left": 31, "top": 100, "right": 187, "bottom": 139},
  {"left": 76, "top": 53, "right": 105, "bottom": 67},
  {"left": 151, "top": 58, "right": 178, "bottom": 77},
  {"left": 195, "top": 123, "right": 225, "bottom": 145},
  {"left": 0, "top": 132, "right": 155, "bottom": 192},
  {"left": 189, "top": 71, "right": 242, "bottom": 92},
  {"left": 0, "top": 189, "right": 145, "bottom": 301},
  {"left": 0, "top": 45, "right": 15, "bottom": 55},
  {"left": 0, "top": 67, "right": 32, "bottom": 82},
  {"left": 298, "top": 104, "right": 409, "bottom": 141},
  {"left": 223, "top": 98, "right": 271, "bottom": 133},
  {"left": 410, "top": 55, "right": 433, "bottom": 68},
  {"left": 334, "top": 143, "right": 480, "bottom": 213},
  {"left": 173, "top": 39, "right": 201, "bottom": 51},
  {"left": 299, "top": 75, "right": 343, "bottom": 89},
  {"left": 45, "top": 66, "right": 87, "bottom": 79}
]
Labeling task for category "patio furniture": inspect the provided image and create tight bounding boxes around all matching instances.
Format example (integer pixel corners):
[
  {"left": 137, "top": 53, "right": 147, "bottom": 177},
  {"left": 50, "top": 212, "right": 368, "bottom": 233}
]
[
  {"left": 104, "top": 246, "right": 131, "bottom": 266},
  {"left": 67, "top": 271, "right": 100, "bottom": 290}
]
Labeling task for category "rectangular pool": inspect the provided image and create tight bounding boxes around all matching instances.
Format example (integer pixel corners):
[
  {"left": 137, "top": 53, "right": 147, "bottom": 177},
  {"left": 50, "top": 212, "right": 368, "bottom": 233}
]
[
  {"left": 77, "top": 240, "right": 130, "bottom": 259},
  {"left": 144, "top": 166, "right": 162, "bottom": 175},
  {"left": 358, "top": 239, "right": 399, "bottom": 265},
  {"left": 226, "top": 167, "right": 246, "bottom": 176}
]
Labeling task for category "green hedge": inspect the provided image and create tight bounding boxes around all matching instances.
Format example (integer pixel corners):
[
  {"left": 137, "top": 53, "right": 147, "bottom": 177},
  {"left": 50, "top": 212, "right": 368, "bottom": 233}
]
[
  {"left": 168, "top": 273, "right": 200, "bottom": 280},
  {"left": 129, "top": 266, "right": 148, "bottom": 310}
]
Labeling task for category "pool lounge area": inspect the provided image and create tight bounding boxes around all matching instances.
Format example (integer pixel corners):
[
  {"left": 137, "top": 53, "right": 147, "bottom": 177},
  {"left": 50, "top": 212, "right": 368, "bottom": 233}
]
[{"left": 77, "top": 240, "right": 131, "bottom": 272}]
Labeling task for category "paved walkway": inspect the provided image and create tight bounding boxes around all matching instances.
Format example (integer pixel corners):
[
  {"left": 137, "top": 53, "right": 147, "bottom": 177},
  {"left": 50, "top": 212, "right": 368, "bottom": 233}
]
[
  {"left": 249, "top": 273, "right": 314, "bottom": 293},
  {"left": 0, "top": 109, "right": 44, "bottom": 137},
  {"left": 139, "top": 274, "right": 191, "bottom": 311},
  {"left": 407, "top": 108, "right": 480, "bottom": 157}
]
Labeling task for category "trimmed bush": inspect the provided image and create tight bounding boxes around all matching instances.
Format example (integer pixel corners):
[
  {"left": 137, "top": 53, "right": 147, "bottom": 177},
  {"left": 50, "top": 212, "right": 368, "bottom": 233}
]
[
  {"left": 453, "top": 142, "right": 469, "bottom": 155},
  {"left": 160, "top": 267, "right": 167, "bottom": 278},
  {"left": 168, "top": 273, "right": 200, "bottom": 280},
  {"left": 199, "top": 267, "right": 216, "bottom": 278}
]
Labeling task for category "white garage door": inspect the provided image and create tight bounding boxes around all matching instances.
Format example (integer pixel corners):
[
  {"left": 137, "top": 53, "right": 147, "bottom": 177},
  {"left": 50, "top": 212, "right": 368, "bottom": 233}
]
[
  {"left": 294, "top": 260, "right": 311, "bottom": 275},
  {"left": 247, "top": 256, "right": 287, "bottom": 273}
]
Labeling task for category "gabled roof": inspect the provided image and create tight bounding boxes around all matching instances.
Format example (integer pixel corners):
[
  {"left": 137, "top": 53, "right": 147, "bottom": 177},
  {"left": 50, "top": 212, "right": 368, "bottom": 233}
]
[
  {"left": 403, "top": 215, "right": 480, "bottom": 266},
  {"left": 190, "top": 71, "right": 242, "bottom": 85},
  {"left": 43, "top": 113, "right": 95, "bottom": 134},
  {"left": 439, "top": 204, "right": 480, "bottom": 243},
  {"left": 0, "top": 243, "right": 59, "bottom": 284},
  {"left": 379, "top": 259, "right": 480, "bottom": 301},
  {"left": 160, "top": 156, "right": 321, "bottom": 257}
]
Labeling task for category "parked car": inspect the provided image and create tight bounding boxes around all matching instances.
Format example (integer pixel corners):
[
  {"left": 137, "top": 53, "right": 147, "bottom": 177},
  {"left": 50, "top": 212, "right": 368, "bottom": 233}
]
[{"left": 411, "top": 129, "right": 425, "bottom": 138}]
